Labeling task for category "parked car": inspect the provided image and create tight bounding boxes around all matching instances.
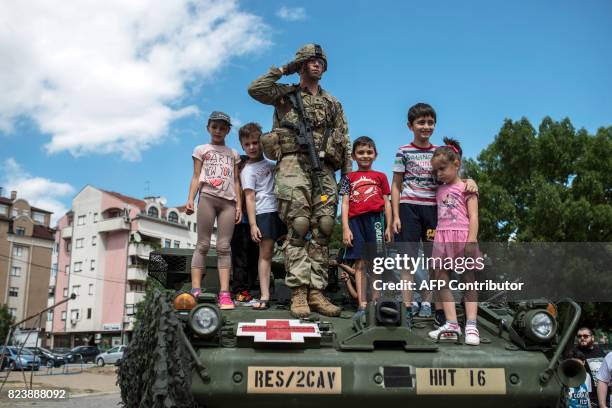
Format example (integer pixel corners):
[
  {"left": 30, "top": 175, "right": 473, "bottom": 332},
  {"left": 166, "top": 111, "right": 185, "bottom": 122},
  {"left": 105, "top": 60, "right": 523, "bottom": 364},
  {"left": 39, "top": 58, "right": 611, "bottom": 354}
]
[
  {"left": 95, "top": 345, "right": 126, "bottom": 367},
  {"left": 25, "top": 347, "right": 66, "bottom": 367},
  {"left": 51, "top": 347, "right": 71, "bottom": 355},
  {"left": 64, "top": 345, "right": 101, "bottom": 363},
  {"left": 0, "top": 346, "right": 41, "bottom": 371}
]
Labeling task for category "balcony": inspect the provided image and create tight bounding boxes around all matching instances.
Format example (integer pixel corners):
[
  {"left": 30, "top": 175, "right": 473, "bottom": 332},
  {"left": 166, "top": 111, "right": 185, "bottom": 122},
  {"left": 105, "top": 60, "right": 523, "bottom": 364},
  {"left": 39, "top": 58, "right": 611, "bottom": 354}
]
[
  {"left": 127, "top": 266, "right": 147, "bottom": 282},
  {"left": 125, "top": 291, "right": 145, "bottom": 305},
  {"left": 128, "top": 243, "right": 153, "bottom": 259},
  {"left": 61, "top": 226, "right": 72, "bottom": 239},
  {"left": 98, "top": 217, "right": 130, "bottom": 233}
]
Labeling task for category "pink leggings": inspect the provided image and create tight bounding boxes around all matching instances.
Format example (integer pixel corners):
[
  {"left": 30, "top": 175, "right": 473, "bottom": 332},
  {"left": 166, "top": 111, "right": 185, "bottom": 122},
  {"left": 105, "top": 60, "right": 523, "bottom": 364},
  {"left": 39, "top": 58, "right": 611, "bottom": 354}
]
[{"left": 191, "top": 193, "right": 236, "bottom": 270}]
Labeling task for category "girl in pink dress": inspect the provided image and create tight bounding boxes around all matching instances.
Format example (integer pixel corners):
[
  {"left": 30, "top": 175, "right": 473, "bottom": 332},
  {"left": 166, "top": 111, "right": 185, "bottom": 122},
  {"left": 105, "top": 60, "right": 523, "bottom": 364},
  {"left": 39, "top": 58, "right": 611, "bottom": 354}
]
[{"left": 428, "top": 137, "right": 480, "bottom": 345}]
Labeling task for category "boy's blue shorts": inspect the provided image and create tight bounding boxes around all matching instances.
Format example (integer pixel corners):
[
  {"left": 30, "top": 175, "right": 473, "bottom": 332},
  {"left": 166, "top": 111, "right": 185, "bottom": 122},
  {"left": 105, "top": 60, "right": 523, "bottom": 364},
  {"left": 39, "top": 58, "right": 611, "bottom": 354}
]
[{"left": 344, "top": 211, "right": 386, "bottom": 260}]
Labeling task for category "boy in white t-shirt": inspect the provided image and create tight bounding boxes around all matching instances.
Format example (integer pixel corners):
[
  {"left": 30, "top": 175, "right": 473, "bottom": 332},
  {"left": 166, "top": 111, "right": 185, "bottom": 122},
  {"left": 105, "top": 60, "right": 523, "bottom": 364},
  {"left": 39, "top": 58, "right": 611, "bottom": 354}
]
[{"left": 239, "top": 123, "right": 287, "bottom": 309}]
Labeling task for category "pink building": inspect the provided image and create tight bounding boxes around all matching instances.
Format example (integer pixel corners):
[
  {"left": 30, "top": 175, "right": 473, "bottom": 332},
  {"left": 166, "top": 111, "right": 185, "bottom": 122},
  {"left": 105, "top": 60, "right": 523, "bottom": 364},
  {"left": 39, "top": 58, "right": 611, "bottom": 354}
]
[{"left": 48, "top": 186, "right": 199, "bottom": 349}]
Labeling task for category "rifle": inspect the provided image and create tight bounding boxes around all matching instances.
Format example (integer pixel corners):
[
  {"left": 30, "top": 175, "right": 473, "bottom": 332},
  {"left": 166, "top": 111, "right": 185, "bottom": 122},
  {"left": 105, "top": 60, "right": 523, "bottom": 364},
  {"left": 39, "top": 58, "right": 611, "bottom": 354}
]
[{"left": 281, "top": 89, "right": 329, "bottom": 203}]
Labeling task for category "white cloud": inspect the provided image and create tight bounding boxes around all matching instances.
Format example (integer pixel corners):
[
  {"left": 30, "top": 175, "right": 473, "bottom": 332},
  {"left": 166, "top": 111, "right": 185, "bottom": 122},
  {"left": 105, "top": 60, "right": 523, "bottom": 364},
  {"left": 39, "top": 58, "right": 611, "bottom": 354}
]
[
  {"left": 276, "top": 6, "right": 306, "bottom": 21},
  {"left": 0, "top": 0, "right": 269, "bottom": 160},
  {"left": 1, "top": 158, "right": 75, "bottom": 225}
]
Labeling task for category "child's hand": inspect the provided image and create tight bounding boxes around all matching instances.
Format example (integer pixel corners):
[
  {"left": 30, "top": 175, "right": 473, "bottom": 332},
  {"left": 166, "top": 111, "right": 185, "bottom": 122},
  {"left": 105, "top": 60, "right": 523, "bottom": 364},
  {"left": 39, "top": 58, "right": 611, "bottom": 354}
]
[
  {"left": 250, "top": 225, "right": 262, "bottom": 243},
  {"left": 185, "top": 200, "right": 194, "bottom": 215},
  {"left": 342, "top": 227, "right": 353, "bottom": 247},
  {"left": 465, "top": 179, "right": 479, "bottom": 193},
  {"left": 235, "top": 207, "right": 242, "bottom": 224},
  {"left": 464, "top": 241, "right": 478, "bottom": 258},
  {"left": 384, "top": 226, "right": 392, "bottom": 243},
  {"left": 392, "top": 218, "right": 401, "bottom": 235},
  {"left": 340, "top": 271, "right": 349, "bottom": 282}
]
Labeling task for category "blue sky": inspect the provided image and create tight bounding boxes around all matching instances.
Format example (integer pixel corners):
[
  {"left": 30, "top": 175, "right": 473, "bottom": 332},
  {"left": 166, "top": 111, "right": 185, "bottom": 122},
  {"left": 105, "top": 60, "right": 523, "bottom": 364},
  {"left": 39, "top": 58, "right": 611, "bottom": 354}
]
[{"left": 1, "top": 0, "right": 611, "bottom": 222}]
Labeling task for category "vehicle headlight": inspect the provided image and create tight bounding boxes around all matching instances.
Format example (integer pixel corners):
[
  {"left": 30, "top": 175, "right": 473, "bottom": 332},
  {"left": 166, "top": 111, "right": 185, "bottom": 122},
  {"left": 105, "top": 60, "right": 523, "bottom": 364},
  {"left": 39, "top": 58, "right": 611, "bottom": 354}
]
[
  {"left": 189, "top": 305, "right": 221, "bottom": 337},
  {"left": 526, "top": 310, "right": 556, "bottom": 342}
]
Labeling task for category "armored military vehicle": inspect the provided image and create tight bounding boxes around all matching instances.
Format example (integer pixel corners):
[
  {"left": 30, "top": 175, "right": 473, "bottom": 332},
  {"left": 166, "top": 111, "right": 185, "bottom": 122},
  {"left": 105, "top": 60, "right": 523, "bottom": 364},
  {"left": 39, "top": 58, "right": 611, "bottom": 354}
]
[{"left": 118, "top": 248, "right": 584, "bottom": 408}]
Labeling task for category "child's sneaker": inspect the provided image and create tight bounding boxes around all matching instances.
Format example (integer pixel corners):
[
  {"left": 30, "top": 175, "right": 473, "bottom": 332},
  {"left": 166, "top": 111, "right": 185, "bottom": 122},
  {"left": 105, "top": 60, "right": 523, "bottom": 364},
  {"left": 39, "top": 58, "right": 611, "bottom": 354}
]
[
  {"left": 411, "top": 302, "right": 420, "bottom": 316},
  {"left": 418, "top": 302, "right": 432, "bottom": 318},
  {"left": 190, "top": 288, "right": 202, "bottom": 298},
  {"left": 235, "top": 290, "right": 256, "bottom": 305},
  {"left": 352, "top": 308, "right": 366, "bottom": 321},
  {"left": 428, "top": 322, "right": 461, "bottom": 341},
  {"left": 465, "top": 325, "right": 480, "bottom": 346},
  {"left": 218, "top": 291, "right": 235, "bottom": 310}
]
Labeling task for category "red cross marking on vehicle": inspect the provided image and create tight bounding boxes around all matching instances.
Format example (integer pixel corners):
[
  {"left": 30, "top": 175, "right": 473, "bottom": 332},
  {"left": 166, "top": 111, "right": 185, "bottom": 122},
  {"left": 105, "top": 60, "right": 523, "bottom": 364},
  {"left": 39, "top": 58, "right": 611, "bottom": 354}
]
[{"left": 237, "top": 319, "right": 321, "bottom": 343}]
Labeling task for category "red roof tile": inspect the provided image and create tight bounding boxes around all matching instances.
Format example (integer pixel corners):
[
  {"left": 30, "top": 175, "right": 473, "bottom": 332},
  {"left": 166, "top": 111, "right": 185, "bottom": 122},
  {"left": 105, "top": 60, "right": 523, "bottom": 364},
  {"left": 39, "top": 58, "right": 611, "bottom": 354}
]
[{"left": 103, "top": 190, "right": 146, "bottom": 211}]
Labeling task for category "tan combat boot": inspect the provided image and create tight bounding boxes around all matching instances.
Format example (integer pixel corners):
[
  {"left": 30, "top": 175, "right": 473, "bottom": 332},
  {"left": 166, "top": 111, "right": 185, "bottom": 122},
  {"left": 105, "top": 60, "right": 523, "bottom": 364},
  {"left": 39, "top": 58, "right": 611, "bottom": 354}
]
[
  {"left": 290, "top": 286, "right": 310, "bottom": 318},
  {"left": 308, "top": 289, "right": 341, "bottom": 317}
]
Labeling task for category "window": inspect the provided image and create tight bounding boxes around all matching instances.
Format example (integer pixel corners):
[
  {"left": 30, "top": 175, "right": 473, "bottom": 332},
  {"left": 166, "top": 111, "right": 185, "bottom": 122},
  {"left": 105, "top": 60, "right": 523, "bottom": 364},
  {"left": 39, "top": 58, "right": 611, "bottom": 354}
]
[
  {"left": 61, "top": 311, "right": 66, "bottom": 321},
  {"left": 87, "top": 308, "right": 92, "bottom": 319},
  {"left": 54, "top": 243, "right": 59, "bottom": 253},
  {"left": 10, "top": 266, "right": 21, "bottom": 277},
  {"left": 65, "top": 265, "right": 70, "bottom": 274},
  {"left": 75, "top": 238, "right": 84, "bottom": 248},
  {"left": 125, "top": 304, "right": 135, "bottom": 316},
  {"left": 129, "top": 282, "right": 144, "bottom": 292},
  {"left": 12, "top": 246, "right": 23, "bottom": 257},
  {"left": 32, "top": 212, "right": 45, "bottom": 223},
  {"left": 187, "top": 221, "right": 191, "bottom": 230},
  {"left": 89, "top": 284, "right": 94, "bottom": 295},
  {"left": 9, "top": 287, "right": 18, "bottom": 297},
  {"left": 147, "top": 206, "right": 159, "bottom": 218},
  {"left": 63, "top": 288, "right": 68, "bottom": 298},
  {"left": 93, "top": 213, "right": 98, "bottom": 223},
  {"left": 193, "top": 223, "right": 197, "bottom": 232},
  {"left": 0, "top": 204, "right": 7, "bottom": 215},
  {"left": 15, "top": 227, "right": 25, "bottom": 236},
  {"left": 65, "top": 240, "right": 71, "bottom": 253},
  {"left": 91, "top": 235, "right": 97, "bottom": 246},
  {"left": 77, "top": 215, "right": 86, "bottom": 226},
  {"left": 70, "top": 309, "right": 80, "bottom": 322},
  {"left": 173, "top": 240, "right": 180, "bottom": 248},
  {"left": 47, "top": 311, "right": 53, "bottom": 321},
  {"left": 168, "top": 211, "right": 179, "bottom": 223},
  {"left": 74, "top": 262, "right": 82, "bottom": 272},
  {"left": 90, "top": 259, "right": 95, "bottom": 270},
  {"left": 51, "top": 264, "right": 58, "bottom": 277},
  {"left": 164, "top": 239, "right": 171, "bottom": 248},
  {"left": 9, "top": 308, "right": 17, "bottom": 318},
  {"left": 72, "top": 285, "right": 80, "bottom": 295}
]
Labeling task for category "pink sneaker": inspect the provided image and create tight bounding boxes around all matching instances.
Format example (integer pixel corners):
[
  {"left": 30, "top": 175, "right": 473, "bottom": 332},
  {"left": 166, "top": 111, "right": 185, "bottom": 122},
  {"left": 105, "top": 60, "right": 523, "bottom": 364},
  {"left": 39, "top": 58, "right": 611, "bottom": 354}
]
[{"left": 218, "top": 291, "right": 235, "bottom": 310}]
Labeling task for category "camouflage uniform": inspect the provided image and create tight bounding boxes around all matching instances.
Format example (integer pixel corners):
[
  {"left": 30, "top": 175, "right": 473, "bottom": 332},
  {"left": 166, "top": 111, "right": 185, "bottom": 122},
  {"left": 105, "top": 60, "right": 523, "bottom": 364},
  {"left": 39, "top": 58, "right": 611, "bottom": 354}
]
[{"left": 247, "top": 48, "right": 351, "bottom": 296}]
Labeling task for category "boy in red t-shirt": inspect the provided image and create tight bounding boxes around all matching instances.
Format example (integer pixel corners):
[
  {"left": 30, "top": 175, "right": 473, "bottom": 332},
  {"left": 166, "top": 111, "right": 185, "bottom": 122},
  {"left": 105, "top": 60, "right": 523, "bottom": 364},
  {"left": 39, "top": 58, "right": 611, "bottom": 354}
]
[{"left": 340, "top": 136, "right": 392, "bottom": 317}]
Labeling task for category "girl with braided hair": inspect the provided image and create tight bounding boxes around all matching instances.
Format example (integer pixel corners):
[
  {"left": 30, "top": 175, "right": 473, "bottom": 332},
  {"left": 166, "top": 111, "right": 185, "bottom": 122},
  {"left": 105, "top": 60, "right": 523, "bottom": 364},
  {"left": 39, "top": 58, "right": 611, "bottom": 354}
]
[{"left": 427, "top": 137, "right": 481, "bottom": 346}]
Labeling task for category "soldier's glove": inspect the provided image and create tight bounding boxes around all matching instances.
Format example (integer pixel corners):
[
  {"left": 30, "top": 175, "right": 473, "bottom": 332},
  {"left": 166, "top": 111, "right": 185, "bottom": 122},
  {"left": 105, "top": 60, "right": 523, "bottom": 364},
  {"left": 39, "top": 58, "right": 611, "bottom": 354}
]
[{"left": 281, "top": 60, "right": 300, "bottom": 75}]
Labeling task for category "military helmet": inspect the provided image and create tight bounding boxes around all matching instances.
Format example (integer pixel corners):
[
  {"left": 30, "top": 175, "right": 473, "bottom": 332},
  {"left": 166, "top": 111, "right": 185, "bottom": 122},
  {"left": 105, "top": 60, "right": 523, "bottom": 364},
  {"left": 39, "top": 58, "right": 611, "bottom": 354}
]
[{"left": 294, "top": 43, "right": 327, "bottom": 69}]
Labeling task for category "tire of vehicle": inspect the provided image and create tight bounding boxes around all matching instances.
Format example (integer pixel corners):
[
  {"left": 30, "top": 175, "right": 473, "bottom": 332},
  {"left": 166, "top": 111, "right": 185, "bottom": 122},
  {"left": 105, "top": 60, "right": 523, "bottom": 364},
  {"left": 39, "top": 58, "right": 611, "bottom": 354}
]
[
  {"left": 9, "top": 361, "right": 16, "bottom": 370},
  {"left": 118, "top": 290, "right": 196, "bottom": 408},
  {"left": 97, "top": 357, "right": 105, "bottom": 367}
]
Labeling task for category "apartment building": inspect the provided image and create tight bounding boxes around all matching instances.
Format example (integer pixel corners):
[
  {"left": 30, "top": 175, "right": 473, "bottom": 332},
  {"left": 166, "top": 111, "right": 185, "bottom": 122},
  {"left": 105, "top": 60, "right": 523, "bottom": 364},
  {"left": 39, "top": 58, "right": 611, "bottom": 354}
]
[
  {"left": 0, "top": 190, "right": 55, "bottom": 337},
  {"left": 49, "top": 186, "right": 200, "bottom": 349}
]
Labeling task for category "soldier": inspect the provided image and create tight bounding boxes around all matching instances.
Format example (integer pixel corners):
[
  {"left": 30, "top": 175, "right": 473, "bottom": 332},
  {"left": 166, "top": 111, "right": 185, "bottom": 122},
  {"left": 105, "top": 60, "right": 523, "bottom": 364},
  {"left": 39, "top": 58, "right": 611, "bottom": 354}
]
[{"left": 248, "top": 44, "right": 351, "bottom": 318}]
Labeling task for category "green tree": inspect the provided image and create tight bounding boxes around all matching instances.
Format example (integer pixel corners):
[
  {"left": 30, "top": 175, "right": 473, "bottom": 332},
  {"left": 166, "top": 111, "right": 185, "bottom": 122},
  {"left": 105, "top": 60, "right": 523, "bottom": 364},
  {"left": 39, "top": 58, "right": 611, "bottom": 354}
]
[
  {"left": 0, "top": 304, "right": 15, "bottom": 344},
  {"left": 463, "top": 117, "right": 612, "bottom": 329},
  {"left": 464, "top": 117, "right": 611, "bottom": 242}
]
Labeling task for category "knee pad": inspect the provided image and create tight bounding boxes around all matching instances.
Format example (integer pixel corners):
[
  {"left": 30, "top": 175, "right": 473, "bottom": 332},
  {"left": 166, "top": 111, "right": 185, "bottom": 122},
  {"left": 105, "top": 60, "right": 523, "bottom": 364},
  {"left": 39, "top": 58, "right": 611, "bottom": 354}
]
[
  {"left": 288, "top": 216, "right": 310, "bottom": 247},
  {"left": 313, "top": 215, "right": 334, "bottom": 245}
]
